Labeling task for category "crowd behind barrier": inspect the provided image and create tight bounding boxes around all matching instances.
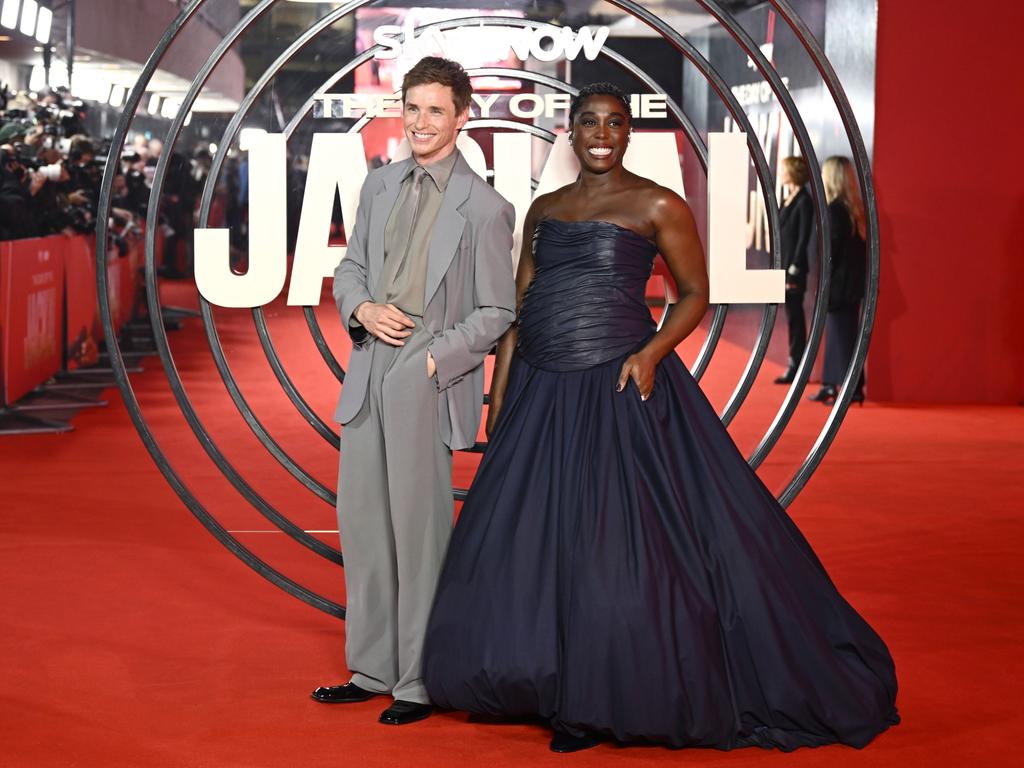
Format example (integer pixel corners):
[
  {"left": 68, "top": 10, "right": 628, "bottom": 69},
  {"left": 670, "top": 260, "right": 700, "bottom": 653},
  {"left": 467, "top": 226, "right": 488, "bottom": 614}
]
[{"left": 0, "top": 84, "right": 184, "bottom": 413}]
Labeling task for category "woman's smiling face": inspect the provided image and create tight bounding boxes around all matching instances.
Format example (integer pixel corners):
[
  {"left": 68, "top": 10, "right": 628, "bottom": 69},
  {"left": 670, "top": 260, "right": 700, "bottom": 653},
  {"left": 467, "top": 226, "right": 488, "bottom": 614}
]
[{"left": 571, "top": 94, "right": 631, "bottom": 173}]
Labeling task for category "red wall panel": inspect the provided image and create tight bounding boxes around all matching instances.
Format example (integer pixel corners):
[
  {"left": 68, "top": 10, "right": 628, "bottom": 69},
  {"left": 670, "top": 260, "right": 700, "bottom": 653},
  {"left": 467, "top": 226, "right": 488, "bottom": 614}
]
[{"left": 869, "top": 0, "right": 1024, "bottom": 403}]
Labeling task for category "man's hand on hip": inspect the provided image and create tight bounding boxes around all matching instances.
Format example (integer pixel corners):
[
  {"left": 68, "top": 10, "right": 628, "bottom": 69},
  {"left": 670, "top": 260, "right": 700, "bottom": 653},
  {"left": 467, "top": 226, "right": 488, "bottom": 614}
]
[{"left": 354, "top": 302, "right": 415, "bottom": 346}]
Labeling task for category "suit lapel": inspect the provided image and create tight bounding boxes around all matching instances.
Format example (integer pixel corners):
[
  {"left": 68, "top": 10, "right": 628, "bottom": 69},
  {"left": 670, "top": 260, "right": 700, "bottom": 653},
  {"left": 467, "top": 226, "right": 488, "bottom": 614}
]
[
  {"left": 368, "top": 158, "right": 412, "bottom": 299},
  {"left": 424, "top": 153, "right": 471, "bottom": 307}
]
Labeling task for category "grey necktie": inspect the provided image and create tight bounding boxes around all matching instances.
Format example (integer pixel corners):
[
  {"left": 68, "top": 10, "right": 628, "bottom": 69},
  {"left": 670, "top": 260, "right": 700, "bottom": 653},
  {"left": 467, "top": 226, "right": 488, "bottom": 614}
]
[{"left": 389, "top": 165, "right": 428, "bottom": 278}]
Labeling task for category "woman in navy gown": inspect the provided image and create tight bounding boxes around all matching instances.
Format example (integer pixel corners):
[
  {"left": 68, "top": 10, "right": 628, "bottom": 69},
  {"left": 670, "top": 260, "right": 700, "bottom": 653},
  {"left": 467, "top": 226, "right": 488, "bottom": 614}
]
[{"left": 421, "top": 83, "right": 898, "bottom": 753}]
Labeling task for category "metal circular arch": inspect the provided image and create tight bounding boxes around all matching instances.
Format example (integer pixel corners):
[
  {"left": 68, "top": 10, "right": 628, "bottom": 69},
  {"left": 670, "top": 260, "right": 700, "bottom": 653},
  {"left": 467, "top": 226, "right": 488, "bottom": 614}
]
[
  {"left": 137, "top": 0, "right": 344, "bottom": 548},
  {"left": 92, "top": 0, "right": 878, "bottom": 618},
  {"left": 226, "top": 2, "right": 864, "bottom": 513},
  {"left": 242, "top": 18, "right": 726, "bottom": 415},
  {"left": 208, "top": 12, "right": 784, "bottom": 458},
  {"left": 94, "top": 0, "right": 345, "bottom": 617},
  {"left": 157, "top": 2, "right": 792, "bottom": 626},
  {"left": 686, "top": 0, "right": 836, "bottom": 461},
  {"left": 663, "top": 0, "right": 877, "bottom": 501},
  {"left": 180, "top": 1, "right": 386, "bottom": 492},
  {"left": 143, "top": 0, "right": 364, "bottom": 509},
  {"left": 151, "top": 1, "right": 775, "bottom": 616},
  {"left": 189, "top": 19, "right": 714, "bottom": 466},
  {"left": 599, "top": 1, "right": 834, "bottom": 494},
  {"left": 762, "top": 0, "right": 880, "bottom": 506}
]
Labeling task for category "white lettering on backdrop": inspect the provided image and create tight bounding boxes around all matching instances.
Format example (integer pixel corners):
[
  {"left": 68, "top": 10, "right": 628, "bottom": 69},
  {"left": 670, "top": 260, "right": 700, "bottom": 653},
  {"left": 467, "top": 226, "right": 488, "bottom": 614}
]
[{"left": 194, "top": 132, "right": 784, "bottom": 308}]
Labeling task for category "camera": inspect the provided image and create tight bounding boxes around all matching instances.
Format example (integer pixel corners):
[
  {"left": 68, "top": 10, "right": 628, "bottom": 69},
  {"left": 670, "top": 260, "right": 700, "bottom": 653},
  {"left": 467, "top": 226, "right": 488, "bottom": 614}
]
[{"left": 37, "top": 162, "right": 63, "bottom": 182}]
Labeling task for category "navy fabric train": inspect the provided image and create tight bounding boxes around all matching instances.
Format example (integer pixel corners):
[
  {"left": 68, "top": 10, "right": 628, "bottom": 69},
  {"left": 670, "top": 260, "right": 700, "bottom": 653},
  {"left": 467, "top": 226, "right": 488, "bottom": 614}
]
[{"left": 421, "top": 218, "right": 899, "bottom": 749}]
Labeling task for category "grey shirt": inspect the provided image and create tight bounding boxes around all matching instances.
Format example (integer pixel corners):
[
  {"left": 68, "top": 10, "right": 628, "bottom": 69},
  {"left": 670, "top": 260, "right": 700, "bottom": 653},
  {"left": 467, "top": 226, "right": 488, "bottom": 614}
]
[{"left": 377, "top": 149, "right": 460, "bottom": 316}]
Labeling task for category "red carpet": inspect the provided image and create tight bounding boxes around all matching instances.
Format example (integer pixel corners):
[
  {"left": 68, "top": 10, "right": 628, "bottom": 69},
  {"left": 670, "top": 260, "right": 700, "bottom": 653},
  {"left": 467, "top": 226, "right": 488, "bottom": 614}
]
[{"left": 1, "top": 284, "right": 1022, "bottom": 766}]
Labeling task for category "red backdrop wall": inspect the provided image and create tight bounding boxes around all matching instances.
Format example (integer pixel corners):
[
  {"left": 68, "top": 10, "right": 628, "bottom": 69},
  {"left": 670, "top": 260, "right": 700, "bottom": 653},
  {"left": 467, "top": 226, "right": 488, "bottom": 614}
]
[{"left": 868, "top": 0, "right": 1024, "bottom": 403}]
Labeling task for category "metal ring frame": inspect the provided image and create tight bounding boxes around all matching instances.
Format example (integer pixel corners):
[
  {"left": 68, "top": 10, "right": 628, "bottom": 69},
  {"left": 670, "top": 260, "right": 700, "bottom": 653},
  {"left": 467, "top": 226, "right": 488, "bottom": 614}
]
[
  {"left": 197, "top": 13, "right": 781, "bottom": 477},
  {"left": 96, "top": 1, "right": 346, "bottom": 616},
  {"left": 95, "top": 0, "right": 878, "bottom": 616},
  {"left": 188, "top": 18, "right": 720, "bottom": 498}
]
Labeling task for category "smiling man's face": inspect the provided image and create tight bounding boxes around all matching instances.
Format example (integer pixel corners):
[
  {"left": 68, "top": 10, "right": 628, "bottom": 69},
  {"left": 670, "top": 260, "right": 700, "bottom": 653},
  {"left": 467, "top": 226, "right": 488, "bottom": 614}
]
[{"left": 402, "top": 82, "right": 468, "bottom": 165}]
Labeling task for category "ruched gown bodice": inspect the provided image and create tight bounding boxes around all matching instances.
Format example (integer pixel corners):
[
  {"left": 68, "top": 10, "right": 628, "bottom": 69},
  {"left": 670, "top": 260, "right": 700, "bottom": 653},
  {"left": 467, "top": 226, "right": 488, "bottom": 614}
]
[
  {"left": 516, "top": 219, "right": 656, "bottom": 370},
  {"left": 422, "top": 219, "right": 898, "bottom": 750}
]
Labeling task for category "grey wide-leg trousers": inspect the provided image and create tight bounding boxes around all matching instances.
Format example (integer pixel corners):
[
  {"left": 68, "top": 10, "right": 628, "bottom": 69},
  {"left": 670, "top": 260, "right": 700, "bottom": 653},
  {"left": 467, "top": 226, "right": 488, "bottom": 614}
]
[{"left": 336, "top": 319, "right": 454, "bottom": 704}]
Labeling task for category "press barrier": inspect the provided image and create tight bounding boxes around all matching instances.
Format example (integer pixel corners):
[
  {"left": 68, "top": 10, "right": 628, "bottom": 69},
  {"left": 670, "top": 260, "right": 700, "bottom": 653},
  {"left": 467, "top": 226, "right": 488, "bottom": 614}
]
[{"left": 0, "top": 228, "right": 163, "bottom": 430}]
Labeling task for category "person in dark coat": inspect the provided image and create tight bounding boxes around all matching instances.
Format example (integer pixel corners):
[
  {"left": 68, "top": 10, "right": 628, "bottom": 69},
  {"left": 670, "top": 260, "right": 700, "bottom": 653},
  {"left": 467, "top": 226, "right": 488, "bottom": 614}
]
[
  {"left": 808, "top": 156, "right": 867, "bottom": 404},
  {"left": 775, "top": 156, "right": 813, "bottom": 383}
]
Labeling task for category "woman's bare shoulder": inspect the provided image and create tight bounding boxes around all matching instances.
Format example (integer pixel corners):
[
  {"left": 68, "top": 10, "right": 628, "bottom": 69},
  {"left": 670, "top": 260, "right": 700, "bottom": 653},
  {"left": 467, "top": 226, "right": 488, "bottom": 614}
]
[{"left": 625, "top": 177, "right": 692, "bottom": 225}]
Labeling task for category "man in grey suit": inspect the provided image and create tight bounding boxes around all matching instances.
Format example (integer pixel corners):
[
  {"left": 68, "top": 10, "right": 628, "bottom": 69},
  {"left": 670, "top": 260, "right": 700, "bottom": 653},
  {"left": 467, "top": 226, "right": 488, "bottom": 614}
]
[{"left": 311, "top": 57, "right": 516, "bottom": 726}]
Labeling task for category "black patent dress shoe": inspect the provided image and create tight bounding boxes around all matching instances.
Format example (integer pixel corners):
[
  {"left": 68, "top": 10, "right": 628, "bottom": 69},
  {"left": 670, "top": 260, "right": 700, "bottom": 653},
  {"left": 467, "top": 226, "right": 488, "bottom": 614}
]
[
  {"left": 774, "top": 367, "right": 796, "bottom": 384},
  {"left": 379, "top": 700, "right": 433, "bottom": 725},
  {"left": 550, "top": 730, "right": 601, "bottom": 753},
  {"left": 807, "top": 385, "right": 837, "bottom": 404},
  {"left": 311, "top": 682, "right": 379, "bottom": 703}
]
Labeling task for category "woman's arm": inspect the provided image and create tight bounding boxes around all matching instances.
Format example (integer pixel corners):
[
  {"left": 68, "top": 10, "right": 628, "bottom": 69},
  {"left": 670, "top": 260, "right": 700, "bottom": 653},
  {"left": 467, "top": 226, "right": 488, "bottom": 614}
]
[
  {"left": 617, "top": 191, "right": 709, "bottom": 399},
  {"left": 791, "top": 191, "right": 813, "bottom": 282},
  {"left": 486, "top": 198, "right": 541, "bottom": 437},
  {"left": 826, "top": 201, "right": 853, "bottom": 309}
]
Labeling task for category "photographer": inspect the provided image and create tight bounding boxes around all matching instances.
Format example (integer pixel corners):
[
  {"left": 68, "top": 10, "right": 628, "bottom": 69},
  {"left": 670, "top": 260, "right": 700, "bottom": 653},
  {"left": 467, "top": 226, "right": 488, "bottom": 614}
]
[
  {"left": 0, "top": 120, "right": 68, "bottom": 239},
  {"left": 0, "top": 86, "right": 115, "bottom": 241},
  {"left": 115, "top": 148, "right": 150, "bottom": 217}
]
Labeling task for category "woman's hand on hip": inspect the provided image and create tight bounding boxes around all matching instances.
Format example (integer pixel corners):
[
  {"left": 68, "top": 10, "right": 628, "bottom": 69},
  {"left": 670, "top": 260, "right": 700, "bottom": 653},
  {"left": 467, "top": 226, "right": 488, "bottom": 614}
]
[{"left": 617, "top": 350, "right": 657, "bottom": 401}]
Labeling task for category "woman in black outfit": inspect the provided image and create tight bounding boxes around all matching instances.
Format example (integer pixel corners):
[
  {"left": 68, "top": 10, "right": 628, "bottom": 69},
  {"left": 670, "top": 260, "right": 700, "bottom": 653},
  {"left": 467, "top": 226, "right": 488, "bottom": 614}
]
[
  {"left": 775, "top": 156, "right": 813, "bottom": 384},
  {"left": 809, "top": 156, "right": 867, "bottom": 404}
]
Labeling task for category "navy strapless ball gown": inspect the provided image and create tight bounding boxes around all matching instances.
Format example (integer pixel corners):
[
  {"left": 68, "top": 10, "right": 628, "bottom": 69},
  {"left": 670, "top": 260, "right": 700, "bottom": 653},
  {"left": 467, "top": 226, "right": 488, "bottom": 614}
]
[{"left": 421, "top": 219, "right": 898, "bottom": 750}]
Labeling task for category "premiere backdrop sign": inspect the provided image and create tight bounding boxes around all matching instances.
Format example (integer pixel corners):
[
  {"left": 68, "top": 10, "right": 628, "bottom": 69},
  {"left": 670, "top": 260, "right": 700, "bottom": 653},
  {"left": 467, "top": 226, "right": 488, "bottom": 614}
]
[{"left": 93, "top": 0, "right": 879, "bottom": 618}]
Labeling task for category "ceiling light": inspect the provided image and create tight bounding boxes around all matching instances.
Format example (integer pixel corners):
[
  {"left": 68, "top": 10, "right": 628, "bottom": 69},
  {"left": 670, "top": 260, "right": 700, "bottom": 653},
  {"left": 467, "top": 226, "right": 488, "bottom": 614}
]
[
  {"left": 34, "top": 4, "right": 50, "bottom": 43},
  {"left": 19, "top": 0, "right": 36, "bottom": 37},
  {"left": 73, "top": 72, "right": 111, "bottom": 103},
  {"left": 109, "top": 84, "right": 126, "bottom": 108},
  {"left": 0, "top": 1, "right": 18, "bottom": 31},
  {"left": 148, "top": 94, "right": 161, "bottom": 114},
  {"left": 28, "top": 64, "right": 44, "bottom": 91},
  {"left": 160, "top": 99, "right": 179, "bottom": 119}
]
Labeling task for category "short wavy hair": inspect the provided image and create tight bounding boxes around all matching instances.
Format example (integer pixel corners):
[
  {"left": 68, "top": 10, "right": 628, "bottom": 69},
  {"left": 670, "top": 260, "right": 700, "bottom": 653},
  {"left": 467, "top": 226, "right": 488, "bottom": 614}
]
[
  {"left": 402, "top": 56, "right": 473, "bottom": 114},
  {"left": 782, "top": 155, "right": 809, "bottom": 187},
  {"left": 568, "top": 82, "right": 633, "bottom": 130}
]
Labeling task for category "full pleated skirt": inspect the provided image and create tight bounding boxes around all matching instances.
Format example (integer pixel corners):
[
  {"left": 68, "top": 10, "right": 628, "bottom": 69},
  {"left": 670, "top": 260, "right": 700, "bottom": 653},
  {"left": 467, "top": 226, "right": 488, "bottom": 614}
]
[{"left": 422, "top": 350, "right": 899, "bottom": 750}]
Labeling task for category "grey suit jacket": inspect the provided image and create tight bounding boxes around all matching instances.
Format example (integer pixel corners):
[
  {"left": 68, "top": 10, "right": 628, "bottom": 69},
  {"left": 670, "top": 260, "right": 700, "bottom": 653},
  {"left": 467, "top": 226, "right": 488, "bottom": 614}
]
[{"left": 332, "top": 151, "right": 516, "bottom": 451}]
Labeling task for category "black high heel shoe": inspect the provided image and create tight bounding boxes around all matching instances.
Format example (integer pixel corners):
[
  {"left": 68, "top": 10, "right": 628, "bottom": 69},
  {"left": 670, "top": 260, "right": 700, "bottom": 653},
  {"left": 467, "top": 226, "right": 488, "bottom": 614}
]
[
  {"left": 807, "top": 385, "right": 837, "bottom": 404},
  {"left": 550, "top": 729, "right": 601, "bottom": 753}
]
